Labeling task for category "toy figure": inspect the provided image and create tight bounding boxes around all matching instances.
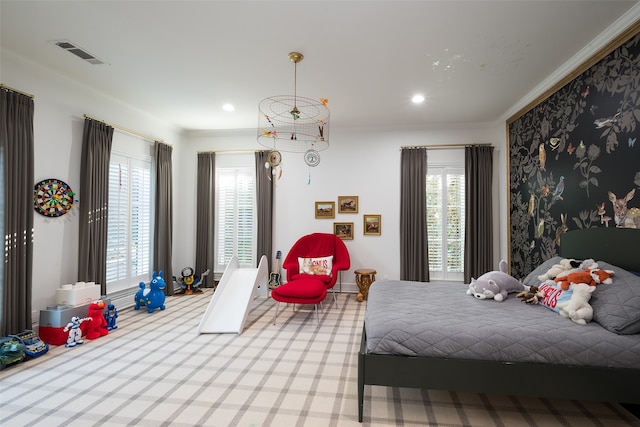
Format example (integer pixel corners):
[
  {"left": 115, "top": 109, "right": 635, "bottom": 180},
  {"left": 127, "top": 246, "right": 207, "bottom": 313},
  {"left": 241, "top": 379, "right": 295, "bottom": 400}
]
[
  {"left": 174, "top": 267, "right": 209, "bottom": 295},
  {"left": 85, "top": 300, "right": 109, "bottom": 340},
  {"left": 0, "top": 338, "right": 26, "bottom": 369},
  {"left": 135, "top": 271, "right": 167, "bottom": 313},
  {"left": 104, "top": 304, "right": 118, "bottom": 330},
  {"left": 63, "top": 316, "right": 89, "bottom": 347}
]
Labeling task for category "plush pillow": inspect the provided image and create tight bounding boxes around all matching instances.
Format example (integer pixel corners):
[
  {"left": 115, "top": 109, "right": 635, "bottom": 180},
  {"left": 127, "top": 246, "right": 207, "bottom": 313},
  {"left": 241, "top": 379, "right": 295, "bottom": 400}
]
[
  {"left": 537, "top": 281, "right": 573, "bottom": 313},
  {"left": 522, "top": 256, "right": 564, "bottom": 287},
  {"left": 298, "top": 256, "right": 333, "bottom": 276},
  {"left": 589, "top": 261, "right": 640, "bottom": 335}
]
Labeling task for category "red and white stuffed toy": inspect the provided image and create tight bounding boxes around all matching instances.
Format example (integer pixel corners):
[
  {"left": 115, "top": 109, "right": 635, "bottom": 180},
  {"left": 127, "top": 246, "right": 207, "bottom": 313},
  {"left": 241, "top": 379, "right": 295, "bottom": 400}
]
[
  {"left": 84, "top": 300, "right": 109, "bottom": 340},
  {"left": 554, "top": 269, "right": 614, "bottom": 291}
]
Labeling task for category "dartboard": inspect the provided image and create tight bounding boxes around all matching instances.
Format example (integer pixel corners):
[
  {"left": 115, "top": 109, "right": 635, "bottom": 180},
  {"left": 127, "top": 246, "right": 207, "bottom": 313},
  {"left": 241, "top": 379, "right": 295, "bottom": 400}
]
[{"left": 34, "top": 179, "right": 76, "bottom": 217}]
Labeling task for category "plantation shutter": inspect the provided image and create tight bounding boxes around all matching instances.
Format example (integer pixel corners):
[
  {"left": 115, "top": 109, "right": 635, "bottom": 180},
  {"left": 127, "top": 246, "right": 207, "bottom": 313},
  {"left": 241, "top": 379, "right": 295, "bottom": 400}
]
[
  {"left": 427, "top": 166, "right": 465, "bottom": 281},
  {"left": 215, "top": 153, "right": 256, "bottom": 272},
  {"left": 106, "top": 153, "right": 152, "bottom": 293}
]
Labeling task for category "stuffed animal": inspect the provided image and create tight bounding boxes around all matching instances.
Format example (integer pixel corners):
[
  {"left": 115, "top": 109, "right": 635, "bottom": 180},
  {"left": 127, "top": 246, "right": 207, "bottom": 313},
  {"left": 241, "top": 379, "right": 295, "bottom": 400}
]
[
  {"left": 467, "top": 260, "right": 525, "bottom": 301},
  {"left": 516, "top": 285, "right": 545, "bottom": 304},
  {"left": 135, "top": 271, "right": 166, "bottom": 313},
  {"left": 85, "top": 300, "right": 109, "bottom": 340},
  {"left": 554, "top": 268, "right": 614, "bottom": 291},
  {"left": 538, "top": 258, "right": 599, "bottom": 282},
  {"left": 557, "top": 283, "right": 596, "bottom": 325}
]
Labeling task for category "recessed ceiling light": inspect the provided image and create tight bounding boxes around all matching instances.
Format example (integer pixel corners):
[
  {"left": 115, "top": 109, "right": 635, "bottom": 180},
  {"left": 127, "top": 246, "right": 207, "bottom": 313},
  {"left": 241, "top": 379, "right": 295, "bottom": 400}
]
[
  {"left": 223, "top": 104, "right": 235, "bottom": 112},
  {"left": 412, "top": 94, "right": 425, "bottom": 104}
]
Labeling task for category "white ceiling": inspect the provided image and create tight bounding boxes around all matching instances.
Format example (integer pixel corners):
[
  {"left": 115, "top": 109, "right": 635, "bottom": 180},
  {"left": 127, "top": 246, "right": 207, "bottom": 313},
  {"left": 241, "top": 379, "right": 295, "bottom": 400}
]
[{"left": 1, "top": 1, "right": 638, "bottom": 131}]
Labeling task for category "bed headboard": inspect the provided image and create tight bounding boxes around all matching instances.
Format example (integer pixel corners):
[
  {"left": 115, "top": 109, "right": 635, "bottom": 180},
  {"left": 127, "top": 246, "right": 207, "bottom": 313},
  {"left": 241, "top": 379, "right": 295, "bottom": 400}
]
[{"left": 559, "top": 228, "right": 640, "bottom": 273}]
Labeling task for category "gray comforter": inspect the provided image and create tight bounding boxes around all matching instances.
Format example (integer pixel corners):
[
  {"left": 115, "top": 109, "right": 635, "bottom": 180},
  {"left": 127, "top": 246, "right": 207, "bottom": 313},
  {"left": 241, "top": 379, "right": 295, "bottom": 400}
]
[{"left": 365, "top": 280, "right": 640, "bottom": 368}]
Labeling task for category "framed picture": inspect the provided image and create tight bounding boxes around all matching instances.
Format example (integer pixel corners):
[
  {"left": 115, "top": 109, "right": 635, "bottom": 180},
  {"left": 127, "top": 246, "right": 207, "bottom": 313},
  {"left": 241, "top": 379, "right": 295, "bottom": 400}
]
[
  {"left": 315, "top": 201, "right": 335, "bottom": 219},
  {"left": 363, "top": 214, "right": 381, "bottom": 235},
  {"left": 338, "top": 196, "right": 358, "bottom": 213},
  {"left": 334, "top": 222, "right": 354, "bottom": 240}
]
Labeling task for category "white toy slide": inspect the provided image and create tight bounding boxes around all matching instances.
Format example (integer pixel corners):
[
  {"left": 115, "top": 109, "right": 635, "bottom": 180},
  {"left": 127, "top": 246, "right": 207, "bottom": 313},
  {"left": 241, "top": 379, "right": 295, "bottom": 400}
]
[{"left": 197, "top": 255, "right": 268, "bottom": 334}]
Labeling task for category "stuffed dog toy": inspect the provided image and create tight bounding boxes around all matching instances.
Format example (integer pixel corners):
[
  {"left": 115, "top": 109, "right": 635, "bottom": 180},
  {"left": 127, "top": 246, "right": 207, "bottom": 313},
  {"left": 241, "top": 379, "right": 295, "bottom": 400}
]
[{"left": 554, "top": 268, "right": 614, "bottom": 291}]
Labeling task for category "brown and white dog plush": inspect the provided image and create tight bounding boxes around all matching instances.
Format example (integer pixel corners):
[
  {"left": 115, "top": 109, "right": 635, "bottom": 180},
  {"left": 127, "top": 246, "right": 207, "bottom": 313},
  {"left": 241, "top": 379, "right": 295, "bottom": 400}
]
[
  {"left": 516, "top": 286, "right": 545, "bottom": 304},
  {"left": 554, "top": 268, "right": 614, "bottom": 291}
]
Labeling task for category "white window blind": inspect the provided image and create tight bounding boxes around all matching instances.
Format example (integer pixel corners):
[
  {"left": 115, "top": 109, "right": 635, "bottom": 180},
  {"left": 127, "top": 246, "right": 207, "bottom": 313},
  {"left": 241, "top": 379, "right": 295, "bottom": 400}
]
[
  {"left": 427, "top": 166, "right": 465, "bottom": 281},
  {"left": 215, "top": 154, "right": 256, "bottom": 273},
  {"left": 106, "top": 152, "right": 152, "bottom": 293}
]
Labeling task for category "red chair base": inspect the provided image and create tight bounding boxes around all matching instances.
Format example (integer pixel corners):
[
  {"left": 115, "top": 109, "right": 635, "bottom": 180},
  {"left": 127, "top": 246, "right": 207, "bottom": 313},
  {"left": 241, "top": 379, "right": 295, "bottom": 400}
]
[{"left": 271, "top": 279, "right": 327, "bottom": 325}]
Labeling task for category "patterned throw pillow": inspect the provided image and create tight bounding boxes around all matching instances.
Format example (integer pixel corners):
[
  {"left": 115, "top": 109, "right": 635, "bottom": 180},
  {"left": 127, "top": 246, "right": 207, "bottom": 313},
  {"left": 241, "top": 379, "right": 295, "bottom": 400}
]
[
  {"left": 538, "top": 281, "right": 573, "bottom": 313},
  {"left": 298, "top": 256, "right": 333, "bottom": 276}
]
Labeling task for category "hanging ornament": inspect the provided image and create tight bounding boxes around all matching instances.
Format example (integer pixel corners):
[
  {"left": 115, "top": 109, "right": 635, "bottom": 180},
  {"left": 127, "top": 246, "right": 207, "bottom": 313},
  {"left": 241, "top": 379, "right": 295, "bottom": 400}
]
[
  {"left": 268, "top": 150, "right": 282, "bottom": 167},
  {"left": 304, "top": 149, "right": 320, "bottom": 167},
  {"left": 304, "top": 149, "right": 320, "bottom": 185},
  {"left": 265, "top": 152, "right": 283, "bottom": 183}
]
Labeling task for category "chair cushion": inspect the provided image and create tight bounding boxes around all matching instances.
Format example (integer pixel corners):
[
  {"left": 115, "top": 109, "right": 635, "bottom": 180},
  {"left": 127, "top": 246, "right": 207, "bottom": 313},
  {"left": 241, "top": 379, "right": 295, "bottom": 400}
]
[
  {"left": 290, "top": 273, "right": 332, "bottom": 285},
  {"left": 273, "top": 279, "right": 325, "bottom": 299}
]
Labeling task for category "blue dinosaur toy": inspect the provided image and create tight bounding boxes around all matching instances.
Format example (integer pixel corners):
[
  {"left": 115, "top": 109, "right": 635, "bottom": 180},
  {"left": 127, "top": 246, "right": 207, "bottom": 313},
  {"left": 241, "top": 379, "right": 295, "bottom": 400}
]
[{"left": 134, "top": 271, "right": 166, "bottom": 313}]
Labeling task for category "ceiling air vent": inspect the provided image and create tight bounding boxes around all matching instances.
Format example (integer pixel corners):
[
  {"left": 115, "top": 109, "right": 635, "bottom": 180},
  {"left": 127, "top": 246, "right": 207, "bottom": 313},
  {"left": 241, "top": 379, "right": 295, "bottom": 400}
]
[{"left": 53, "top": 40, "right": 107, "bottom": 65}]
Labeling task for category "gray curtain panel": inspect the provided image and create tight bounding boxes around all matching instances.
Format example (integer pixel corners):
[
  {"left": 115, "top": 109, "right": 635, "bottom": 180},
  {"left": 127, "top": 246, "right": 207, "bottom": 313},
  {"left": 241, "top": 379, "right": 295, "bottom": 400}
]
[
  {"left": 255, "top": 151, "right": 273, "bottom": 270},
  {"left": 154, "top": 142, "right": 174, "bottom": 295},
  {"left": 78, "top": 118, "right": 114, "bottom": 295},
  {"left": 0, "top": 88, "right": 34, "bottom": 336},
  {"left": 195, "top": 152, "right": 215, "bottom": 287},
  {"left": 400, "top": 147, "right": 429, "bottom": 282},
  {"left": 464, "top": 145, "right": 494, "bottom": 282}
]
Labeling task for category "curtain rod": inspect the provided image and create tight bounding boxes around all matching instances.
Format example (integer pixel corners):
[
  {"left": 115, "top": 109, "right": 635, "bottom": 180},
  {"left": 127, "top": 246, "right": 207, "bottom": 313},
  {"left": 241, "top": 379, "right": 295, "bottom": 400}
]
[
  {"left": 1, "top": 83, "right": 35, "bottom": 99},
  {"left": 197, "top": 149, "right": 264, "bottom": 154},
  {"left": 400, "top": 143, "right": 493, "bottom": 150},
  {"left": 84, "top": 114, "right": 165, "bottom": 144}
]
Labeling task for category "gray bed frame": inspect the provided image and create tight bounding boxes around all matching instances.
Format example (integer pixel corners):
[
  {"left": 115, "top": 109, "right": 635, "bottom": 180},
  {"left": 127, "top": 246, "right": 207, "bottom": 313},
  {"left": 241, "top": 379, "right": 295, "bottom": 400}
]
[{"left": 358, "top": 228, "right": 640, "bottom": 422}]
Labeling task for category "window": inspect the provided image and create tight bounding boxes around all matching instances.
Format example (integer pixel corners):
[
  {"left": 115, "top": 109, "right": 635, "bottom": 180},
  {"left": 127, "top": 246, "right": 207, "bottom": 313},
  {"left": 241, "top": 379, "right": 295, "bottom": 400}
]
[
  {"left": 214, "top": 153, "right": 256, "bottom": 273},
  {"left": 427, "top": 165, "right": 465, "bottom": 281},
  {"left": 106, "top": 146, "right": 153, "bottom": 294}
]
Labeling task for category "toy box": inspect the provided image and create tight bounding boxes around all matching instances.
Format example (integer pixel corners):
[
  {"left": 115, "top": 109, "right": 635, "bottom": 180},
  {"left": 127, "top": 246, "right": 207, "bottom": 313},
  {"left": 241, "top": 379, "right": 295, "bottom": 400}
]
[{"left": 39, "top": 298, "right": 110, "bottom": 346}]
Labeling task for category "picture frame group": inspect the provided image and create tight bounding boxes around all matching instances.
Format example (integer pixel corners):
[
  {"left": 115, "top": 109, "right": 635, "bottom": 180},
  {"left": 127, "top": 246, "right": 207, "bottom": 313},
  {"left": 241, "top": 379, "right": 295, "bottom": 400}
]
[{"left": 315, "top": 196, "right": 381, "bottom": 239}]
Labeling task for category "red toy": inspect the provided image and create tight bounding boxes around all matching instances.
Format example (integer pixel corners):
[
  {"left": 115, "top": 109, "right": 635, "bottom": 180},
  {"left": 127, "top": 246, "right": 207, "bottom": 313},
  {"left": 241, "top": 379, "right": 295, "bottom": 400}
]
[
  {"left": 554, "top": 269, "right": 614, "bottom": 291},
  {"left": 84, "top": 300, "right": 109, "bottom": 340}
]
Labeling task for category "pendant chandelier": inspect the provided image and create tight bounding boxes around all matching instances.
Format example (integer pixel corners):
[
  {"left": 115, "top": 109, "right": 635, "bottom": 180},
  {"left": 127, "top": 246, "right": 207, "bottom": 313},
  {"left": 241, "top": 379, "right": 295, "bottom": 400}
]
[{"left": 257, "top": 52, "right": 330, "bottom": 166}]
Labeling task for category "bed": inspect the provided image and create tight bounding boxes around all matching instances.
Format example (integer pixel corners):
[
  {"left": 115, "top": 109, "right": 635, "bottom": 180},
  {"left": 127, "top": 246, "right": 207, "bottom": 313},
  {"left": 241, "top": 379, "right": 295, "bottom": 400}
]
[{"left": 358, "top": 228, "right": 640, "bottom": 422}]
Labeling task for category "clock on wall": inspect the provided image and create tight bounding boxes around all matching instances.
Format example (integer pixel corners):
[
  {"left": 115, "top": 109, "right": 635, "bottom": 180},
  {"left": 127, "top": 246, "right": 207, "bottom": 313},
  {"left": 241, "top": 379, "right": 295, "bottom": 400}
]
[{"left": 34, "top": 178, "right": 76, "bottom": 217}]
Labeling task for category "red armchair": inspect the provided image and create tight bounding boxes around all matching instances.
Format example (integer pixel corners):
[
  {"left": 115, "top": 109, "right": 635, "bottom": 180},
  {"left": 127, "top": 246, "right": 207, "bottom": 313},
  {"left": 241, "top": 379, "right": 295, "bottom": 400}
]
[{"left": 282, "top": 233, "right": 351, "bottom": 306}]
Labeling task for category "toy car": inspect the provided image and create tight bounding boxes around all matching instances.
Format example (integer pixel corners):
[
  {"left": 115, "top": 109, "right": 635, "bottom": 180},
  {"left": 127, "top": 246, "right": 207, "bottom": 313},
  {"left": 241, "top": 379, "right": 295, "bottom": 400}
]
[
  {"left": 0, "top": 337, "right": 26, "bottom": 369},
  {"left": 9, "top": 329, "right": 49, "bottom": 358}
]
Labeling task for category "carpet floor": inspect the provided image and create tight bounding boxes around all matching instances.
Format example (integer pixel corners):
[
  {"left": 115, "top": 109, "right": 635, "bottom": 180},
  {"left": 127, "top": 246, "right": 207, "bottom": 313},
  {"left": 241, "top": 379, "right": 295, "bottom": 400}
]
[{"left": 1, "top": 290, "right": 638, "bottom": 426}]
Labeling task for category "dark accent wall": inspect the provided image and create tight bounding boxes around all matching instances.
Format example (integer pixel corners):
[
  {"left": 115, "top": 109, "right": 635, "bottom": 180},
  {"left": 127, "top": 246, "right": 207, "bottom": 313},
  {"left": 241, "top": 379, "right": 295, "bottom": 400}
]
[{"left": 508, "top": 28, "right": 640, "bottom": 280}]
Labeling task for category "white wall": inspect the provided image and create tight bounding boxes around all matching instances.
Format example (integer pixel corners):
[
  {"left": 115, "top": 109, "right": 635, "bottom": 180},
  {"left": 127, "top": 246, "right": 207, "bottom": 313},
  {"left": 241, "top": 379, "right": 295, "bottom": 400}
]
[
  {"left": 2, "top": 50, "right": 182, "bottom": 319},
  {"left": 0, "top": 49, "right": 515, "bottom": 317},
  {"left": 179, "top": 123, "right": 506, "bottom": 291}
]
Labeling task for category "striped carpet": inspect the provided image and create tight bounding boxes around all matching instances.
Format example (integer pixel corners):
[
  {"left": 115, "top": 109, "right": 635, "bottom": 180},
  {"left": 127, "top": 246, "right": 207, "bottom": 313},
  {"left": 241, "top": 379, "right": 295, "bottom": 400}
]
[{"left": 1, "top": 290, "right": 638, "bottom": 426}]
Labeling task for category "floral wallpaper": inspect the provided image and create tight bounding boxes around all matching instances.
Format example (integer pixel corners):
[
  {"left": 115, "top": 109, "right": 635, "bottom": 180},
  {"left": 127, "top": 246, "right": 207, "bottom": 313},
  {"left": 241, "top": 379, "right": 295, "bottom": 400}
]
[{"left": 508, "top": 30, "right": 640, "bottom": 280}]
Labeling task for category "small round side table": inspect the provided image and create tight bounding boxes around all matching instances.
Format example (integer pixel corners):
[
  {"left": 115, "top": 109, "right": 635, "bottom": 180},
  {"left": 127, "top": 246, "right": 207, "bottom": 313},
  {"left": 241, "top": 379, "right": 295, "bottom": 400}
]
[{"left": 354, "top": 269, "right": 376, "bottom": 302}]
